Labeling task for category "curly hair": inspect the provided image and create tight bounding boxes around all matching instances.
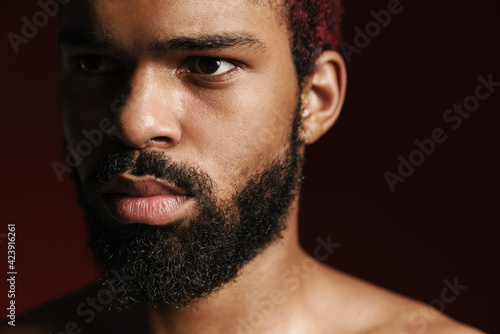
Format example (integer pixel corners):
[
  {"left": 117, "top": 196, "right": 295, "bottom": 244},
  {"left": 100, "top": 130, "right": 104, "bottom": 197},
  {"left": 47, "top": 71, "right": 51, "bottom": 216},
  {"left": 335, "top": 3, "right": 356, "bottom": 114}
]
[{"left": 286, "top": 0, "right": 344, "bottom": 84}]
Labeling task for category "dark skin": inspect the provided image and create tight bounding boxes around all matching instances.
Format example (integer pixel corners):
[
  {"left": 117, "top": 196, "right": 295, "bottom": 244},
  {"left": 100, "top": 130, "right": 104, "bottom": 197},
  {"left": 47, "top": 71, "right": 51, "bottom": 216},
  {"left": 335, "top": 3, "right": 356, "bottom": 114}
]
[{"left": 2, "top": 0, "right": 484, "bottom": 333}]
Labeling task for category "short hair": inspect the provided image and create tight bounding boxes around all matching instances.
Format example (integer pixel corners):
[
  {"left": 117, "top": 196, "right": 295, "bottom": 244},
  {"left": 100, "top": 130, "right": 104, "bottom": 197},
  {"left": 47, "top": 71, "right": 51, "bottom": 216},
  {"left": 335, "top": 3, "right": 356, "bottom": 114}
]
[{"left": 287, "top": 0, "right": 344, "bottom": 84}]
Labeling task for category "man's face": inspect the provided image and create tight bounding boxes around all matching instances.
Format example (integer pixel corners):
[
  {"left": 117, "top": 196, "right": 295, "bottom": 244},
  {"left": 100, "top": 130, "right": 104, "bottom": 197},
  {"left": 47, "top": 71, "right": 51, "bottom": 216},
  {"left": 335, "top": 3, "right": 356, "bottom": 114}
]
[
  {"left": 59, "top": 0, "right": 304, "bottom": 309},
  {"left": 60, "top": 0, "right": 299, "bottom": 191}
]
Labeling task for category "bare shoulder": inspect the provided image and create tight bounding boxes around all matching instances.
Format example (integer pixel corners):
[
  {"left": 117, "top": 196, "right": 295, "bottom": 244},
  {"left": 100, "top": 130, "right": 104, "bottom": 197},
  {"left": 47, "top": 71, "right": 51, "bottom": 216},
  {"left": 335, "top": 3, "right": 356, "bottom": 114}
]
[
  {"left": 0, "top": 283, "right": 152, "bottom": 334},
  {"left": 303, "top": 260, "right": 485, "bottom": 334},
  {"left": 409, "top": 319, "right": 486, "bottom": 334},
  {"left": 0, "top": 284, "right": 101, "bottom": 334}
]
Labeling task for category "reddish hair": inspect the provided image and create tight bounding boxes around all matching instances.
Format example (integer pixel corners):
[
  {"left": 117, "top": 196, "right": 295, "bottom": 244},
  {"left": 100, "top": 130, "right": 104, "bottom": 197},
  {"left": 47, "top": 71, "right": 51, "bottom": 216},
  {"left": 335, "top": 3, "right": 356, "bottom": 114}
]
[{"left": 287, "top": 0, "right": 344, "bottom": 83}]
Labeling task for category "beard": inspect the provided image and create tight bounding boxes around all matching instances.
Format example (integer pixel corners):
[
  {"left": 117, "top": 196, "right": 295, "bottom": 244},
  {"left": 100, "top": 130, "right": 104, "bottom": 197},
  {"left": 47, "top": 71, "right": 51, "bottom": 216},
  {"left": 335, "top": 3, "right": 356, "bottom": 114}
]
[{"left": 73, "top": 107, "right": 304, "bottom": 311}]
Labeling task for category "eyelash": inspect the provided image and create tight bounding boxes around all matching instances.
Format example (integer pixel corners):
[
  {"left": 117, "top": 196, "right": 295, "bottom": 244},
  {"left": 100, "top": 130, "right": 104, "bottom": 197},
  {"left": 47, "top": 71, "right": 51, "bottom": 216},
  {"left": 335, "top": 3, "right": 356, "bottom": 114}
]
[
  {"left": 180, "top": 57, "right": 241, "bottom": 82},
  {"left": 70, "top": 54, "right": 243, "bottom": 83},
  {"left": 72, "top": 55, "right": 120, "bottom": 76}
]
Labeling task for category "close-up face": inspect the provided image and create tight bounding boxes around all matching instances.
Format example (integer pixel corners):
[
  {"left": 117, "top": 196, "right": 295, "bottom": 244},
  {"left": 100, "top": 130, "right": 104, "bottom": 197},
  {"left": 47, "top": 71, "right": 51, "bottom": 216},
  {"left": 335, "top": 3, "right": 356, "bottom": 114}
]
[
  {"left": 4, "top": 1, "right": 498, "bottom": 331},
  {"left": 60, "top": 0, "right": 300, "bottom": 202},
  {"left": 58, "top": 0, "right": 307, "bottom": 309}
]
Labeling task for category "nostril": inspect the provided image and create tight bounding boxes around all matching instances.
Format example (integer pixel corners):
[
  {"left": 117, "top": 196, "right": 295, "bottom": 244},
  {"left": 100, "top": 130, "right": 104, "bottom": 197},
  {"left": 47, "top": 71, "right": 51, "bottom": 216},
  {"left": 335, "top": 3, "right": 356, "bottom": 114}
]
[{"left": 148, "top": 137, "right": 174, "bottom": 145}]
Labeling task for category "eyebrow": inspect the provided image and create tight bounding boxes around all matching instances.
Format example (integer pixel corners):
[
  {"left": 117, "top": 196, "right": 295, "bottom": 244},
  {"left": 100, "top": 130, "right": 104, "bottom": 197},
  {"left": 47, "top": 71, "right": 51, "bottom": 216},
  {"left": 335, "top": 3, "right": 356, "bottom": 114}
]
[
  {"left": 58, "top": 31, "right": 266, "bottom": 53},
  {"left": 154, "top": 33, "right": 266, "bottom": 52}
]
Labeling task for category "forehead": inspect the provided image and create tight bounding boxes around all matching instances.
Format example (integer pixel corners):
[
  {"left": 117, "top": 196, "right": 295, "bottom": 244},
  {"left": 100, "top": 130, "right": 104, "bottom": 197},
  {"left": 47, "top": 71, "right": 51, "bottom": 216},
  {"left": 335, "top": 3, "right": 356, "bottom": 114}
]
[{"left": 60, "top": 0, "right": 289, "bottom": 51}]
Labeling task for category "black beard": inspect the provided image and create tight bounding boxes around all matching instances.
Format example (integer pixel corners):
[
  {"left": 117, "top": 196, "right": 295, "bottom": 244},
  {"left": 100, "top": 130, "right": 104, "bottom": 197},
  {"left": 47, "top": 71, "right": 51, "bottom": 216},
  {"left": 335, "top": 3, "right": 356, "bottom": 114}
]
[{"left": 73, "top": 109, "right": 304, "bottom": 311}]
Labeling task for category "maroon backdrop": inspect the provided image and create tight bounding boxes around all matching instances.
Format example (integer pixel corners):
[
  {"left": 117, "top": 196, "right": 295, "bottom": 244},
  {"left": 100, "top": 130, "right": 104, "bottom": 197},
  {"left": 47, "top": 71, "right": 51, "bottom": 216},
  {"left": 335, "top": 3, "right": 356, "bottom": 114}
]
[{"left": 1, "top": 1, "right": 499, "bottom": 332}]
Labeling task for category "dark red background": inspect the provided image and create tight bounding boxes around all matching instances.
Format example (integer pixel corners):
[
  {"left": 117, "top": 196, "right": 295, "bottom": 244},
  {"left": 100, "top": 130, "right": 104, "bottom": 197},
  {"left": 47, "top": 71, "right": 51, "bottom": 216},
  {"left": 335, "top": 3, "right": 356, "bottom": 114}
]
[{"left": 1, "top": 0, "right": 499, "bottom": 332}]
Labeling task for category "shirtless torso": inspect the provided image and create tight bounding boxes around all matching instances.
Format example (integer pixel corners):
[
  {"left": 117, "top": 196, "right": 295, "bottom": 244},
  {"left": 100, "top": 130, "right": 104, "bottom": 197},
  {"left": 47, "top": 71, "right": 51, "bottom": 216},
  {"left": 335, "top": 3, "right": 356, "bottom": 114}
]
[{"left": 1, "top": 253, "right": 483, "bottom": 334}]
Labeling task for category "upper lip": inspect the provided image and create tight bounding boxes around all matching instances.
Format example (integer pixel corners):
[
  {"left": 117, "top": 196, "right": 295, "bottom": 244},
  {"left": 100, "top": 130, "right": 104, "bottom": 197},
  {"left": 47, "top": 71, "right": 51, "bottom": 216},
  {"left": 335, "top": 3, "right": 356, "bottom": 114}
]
[{"left": 101, "top": 175, "right": 189, "bottom": 197}]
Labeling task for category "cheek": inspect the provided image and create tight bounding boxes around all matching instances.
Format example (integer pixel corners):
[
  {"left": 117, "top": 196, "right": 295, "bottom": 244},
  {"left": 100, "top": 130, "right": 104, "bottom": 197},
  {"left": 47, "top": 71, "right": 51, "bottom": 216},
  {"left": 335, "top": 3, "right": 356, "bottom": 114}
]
[
  {"left": 61, "top": 83, "right": 120, "bottom": 182},
  {"left": 182, "top": 75, "right": 298, "bottom": 197}
]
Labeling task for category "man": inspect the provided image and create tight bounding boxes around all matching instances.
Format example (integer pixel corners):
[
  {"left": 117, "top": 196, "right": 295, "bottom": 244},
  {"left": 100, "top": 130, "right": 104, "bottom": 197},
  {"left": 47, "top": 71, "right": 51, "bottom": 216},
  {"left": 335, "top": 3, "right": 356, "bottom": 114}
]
[{"left": 2, "top": 0, "right": 484, "bottom": 333}]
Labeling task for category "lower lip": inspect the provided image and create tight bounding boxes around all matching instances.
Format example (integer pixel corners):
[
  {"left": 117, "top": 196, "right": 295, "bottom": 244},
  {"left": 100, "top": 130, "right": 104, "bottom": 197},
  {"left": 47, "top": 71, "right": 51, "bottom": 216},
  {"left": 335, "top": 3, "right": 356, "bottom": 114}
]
[{"left": 102, "top": 194, "right": 191, "bottom": 225}]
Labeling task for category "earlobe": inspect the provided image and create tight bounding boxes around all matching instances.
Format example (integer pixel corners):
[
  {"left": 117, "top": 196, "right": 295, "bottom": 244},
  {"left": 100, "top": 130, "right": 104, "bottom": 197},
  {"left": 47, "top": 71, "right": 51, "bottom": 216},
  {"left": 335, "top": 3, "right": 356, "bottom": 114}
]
[{"left": 300, "top": 51, "right": 347, "bottom": 145}]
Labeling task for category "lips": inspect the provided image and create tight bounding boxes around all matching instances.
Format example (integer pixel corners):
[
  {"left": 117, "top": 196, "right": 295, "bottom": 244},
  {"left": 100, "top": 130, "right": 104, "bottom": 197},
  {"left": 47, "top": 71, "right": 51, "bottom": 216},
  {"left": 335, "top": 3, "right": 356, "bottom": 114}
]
[{"left": 100, "top": 175, "right": 193, "bottom": 225}]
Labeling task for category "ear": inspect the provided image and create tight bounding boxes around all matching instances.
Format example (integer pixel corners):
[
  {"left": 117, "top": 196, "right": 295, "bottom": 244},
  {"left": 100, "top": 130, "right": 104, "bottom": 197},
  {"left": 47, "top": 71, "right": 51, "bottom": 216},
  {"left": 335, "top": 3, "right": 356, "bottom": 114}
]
[{"left": 300, "top": 51, "right": 347, "bottom": 145}]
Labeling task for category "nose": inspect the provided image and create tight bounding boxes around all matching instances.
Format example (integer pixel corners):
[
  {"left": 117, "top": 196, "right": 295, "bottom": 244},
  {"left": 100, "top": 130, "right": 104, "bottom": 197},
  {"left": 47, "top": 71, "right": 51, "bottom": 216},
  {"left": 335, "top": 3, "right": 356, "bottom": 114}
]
[{"left": 108, "top": 64, "right": 182, "bottom": 149}]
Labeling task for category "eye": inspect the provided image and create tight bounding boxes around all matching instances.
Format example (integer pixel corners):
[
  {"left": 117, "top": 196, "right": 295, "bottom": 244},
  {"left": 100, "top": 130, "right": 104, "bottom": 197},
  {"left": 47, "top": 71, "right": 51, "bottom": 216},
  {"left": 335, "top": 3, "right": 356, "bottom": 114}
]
[
  {"left": 186, "top": 57, "right": 236, "bottom": 76},
  {"left": 77, "top": 55, "right": 117, "bottom": 74}
]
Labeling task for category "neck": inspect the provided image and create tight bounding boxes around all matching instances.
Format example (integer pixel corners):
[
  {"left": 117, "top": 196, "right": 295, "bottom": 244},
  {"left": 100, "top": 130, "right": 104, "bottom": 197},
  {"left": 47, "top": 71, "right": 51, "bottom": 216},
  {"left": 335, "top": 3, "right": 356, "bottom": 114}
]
[{"left": 145, "top": 198, "right": 313, "bottom": 334}]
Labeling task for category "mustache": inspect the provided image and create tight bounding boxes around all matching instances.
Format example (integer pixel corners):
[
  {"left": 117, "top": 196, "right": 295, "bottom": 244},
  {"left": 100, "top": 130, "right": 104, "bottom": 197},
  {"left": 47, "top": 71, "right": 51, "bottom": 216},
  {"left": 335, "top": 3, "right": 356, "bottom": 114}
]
[{"left": 84, "top": 149, "right": 214, "bottom": 198}]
